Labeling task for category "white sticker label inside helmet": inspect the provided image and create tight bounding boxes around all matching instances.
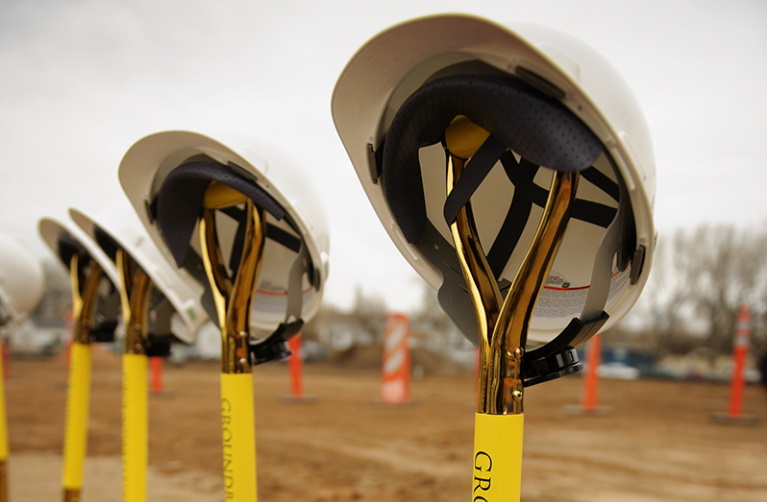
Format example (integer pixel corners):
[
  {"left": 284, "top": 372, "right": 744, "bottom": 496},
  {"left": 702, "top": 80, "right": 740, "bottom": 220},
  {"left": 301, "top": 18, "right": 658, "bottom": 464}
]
[{"left": 533, "top": 268, "right": 629, "bottom": 319}]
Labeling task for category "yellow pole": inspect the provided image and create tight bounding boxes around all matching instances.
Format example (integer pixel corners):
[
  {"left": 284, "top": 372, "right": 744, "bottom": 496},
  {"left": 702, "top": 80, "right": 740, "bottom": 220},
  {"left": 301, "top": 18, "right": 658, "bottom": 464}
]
[
  {"left": 200, "top": 188, "right": 265, "bottom": 502},
  {"left": 0, "top": 351, "right": 9, "bottom": 502},
  {"left": 220, "top": 374, "right": 257, "bottom": 499},
  {"left": 62, "top": 343, "right": 92, "bottom": 499},
  {"left": 116, "top": 249, "right": 152, "bottom": 502},
  {"left": 444, "top": 118, "right": 578, "bottom": 501},
  {"left": 472, "top": 413, "right": 525, "bottom": 500},
  {"left": 62, "top": 254, "right": 104, "bottom": 502},
  {"left": 122, "top": 354, "right": 148, "bottom": 502}
]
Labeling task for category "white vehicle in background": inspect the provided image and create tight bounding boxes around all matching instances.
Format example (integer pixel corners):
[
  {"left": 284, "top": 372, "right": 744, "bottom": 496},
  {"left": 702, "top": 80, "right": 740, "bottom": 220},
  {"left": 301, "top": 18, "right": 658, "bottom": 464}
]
[{"left": 597, "top": 362, "right": 641, "bottom": 380}]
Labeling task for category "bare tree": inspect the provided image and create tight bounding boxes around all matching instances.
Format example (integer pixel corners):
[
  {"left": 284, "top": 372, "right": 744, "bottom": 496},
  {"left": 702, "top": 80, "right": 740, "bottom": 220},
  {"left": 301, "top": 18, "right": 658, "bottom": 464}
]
[
  {"left": 684, "top": 225, "right": 766, "bottom": 357},
  {"left": 626, "top": 223, "right": 767, "bottom": 361},
  {"left": 630, "top": 233, "right": 697, "bottom": 358}
]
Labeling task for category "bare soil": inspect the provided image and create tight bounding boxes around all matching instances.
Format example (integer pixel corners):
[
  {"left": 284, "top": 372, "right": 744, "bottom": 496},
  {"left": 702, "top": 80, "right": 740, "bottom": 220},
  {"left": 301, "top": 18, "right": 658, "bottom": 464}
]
[{"left": 5, "top": 345, "right": 767, "bottom": 501}]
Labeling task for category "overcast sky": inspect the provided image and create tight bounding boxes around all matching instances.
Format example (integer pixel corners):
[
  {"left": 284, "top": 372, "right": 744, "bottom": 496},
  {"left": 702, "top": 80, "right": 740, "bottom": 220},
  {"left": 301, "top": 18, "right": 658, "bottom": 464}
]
[{"left": 1, "top": 0, "right": 765, "bottom": 313}]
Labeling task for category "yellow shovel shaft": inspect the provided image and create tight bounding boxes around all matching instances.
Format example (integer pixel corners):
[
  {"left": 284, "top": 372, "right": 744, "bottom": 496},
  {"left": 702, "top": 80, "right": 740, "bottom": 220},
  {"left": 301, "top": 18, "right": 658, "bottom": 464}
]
[
  {"left": 123, "top": 353, "right": 148, "bottom": 502},
  {"left": 62, "top": 342, "right": 92, "bottom": 491},
  {"left": 221, "top": 373, "right": 258, "bottom": 502},
  {"left": 472, "top": 413, "right": 524, "bottom": 502}
]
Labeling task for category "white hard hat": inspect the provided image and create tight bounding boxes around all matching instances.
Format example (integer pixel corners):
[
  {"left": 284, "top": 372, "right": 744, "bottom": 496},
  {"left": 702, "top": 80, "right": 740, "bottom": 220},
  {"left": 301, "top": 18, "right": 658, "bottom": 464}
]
[
  {"left": 332, "top": 14, "right": 655, "bottom": 349},
  {"left": 38, "top": 216, "right": 121, "bottom": 341},
  {"left": 118, "top": 130, "right": 330, "bottom": 347},
  {"left": 70, "top": 204, "right": 209, "bottom": 345},
  {"left": 0, "top": 232, "right": 44, "bottom": 330}
]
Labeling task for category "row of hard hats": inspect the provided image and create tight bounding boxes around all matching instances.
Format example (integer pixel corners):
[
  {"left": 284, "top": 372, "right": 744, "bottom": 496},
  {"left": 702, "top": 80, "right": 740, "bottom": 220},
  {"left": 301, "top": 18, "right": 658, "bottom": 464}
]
[
  {"left": 38, "top": 14, "right": 655, "bottom": 354},
  {"left": 39, "top": 131, "right": 330, "bottom": 351}
]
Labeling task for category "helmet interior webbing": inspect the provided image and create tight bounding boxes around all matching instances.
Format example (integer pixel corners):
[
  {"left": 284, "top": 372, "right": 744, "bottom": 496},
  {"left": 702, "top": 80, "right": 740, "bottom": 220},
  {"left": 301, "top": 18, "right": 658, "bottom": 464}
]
[
  {"left": 154, "top": 161, "right": 286, "bottom": 268},
  {"left": 56, "top": 232, "right": 120, "bottom": 343},
  {"left": 500, "top": 156, "right": 619, "bottom": 227},
  {"left": 379, "top": 72, "right": 636, "bottom": 356},
  {"left": 219, "top": 205, "right": 303, "bottom": 276},
  {"left": 443, "top": 139, "right": 628, "bottom": 341},
  {"left": 487, "top": 154, "right": 622, "bottom": 278},
  {"left": 485, "top": 157, "right": 538, "bottom": 278},
  {"left": 443, "top": 142, "right": 622, "bottom": 279},
  {"left": 153, "top": 161, "right": 310, "bottom": 346},
  {"left": 442, "top": 132, "right": 508, "bottom": 226},
  {"left": 381, "top": 73, "right": 602, "bottom": 244},
  {"left": 56, "top": 232, "right": 89, "bottom": 270},
  {"left": 218, "top": 205, "right": 311, "bottom": 327},
  {"left": 91, "top": 225, "right": 183, "bottom": 346},
  {"left": 580, "top": 193, "right": 623, "bottom": 322}
]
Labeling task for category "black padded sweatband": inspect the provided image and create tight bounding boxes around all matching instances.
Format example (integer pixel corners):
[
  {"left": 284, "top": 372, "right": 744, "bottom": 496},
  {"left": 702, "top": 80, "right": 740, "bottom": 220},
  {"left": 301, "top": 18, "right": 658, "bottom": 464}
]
[
  {"left": 380, "top": 74, "right": 602, "bottom": 243},
  {"left": 154, "top": 161, "right": 286, "bottom": 267}
]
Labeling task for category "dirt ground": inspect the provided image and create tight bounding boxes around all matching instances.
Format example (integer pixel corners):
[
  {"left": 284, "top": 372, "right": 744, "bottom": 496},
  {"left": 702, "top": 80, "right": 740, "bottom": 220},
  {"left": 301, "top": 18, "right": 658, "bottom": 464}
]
[{"left": 4, "top": 345, "right": 767, "bottom": 501}]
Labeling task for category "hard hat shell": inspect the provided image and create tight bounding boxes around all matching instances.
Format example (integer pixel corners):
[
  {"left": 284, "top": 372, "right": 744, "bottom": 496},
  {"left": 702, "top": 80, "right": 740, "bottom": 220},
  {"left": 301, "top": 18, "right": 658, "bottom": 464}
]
[
  {"left": 70, "top": 204, "right": 209, "bottom": 345},
  {"left": 0, "top": 232, "right": 44, "bottom": 320},
  {"left": 38, "top": 216, "right": 121, "bottom": 340},
  {"left": 39, "top": 217, "right": 119, "bottom": 286},
  {"left": 332, "top": 14, "right": 655, "bottom": 346},
  {"left": 118, "top": 130, "right": 329, "bottom": 340}
]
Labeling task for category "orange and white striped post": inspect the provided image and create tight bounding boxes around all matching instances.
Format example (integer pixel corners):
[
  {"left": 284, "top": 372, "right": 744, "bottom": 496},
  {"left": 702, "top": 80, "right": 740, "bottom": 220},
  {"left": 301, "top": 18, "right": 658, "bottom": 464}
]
[
  {"left": 728, "top": 304, "right": 751, "bottom": 418},
  {"left": 381, "top": 312, "right": 411, "bottom": 404},
  {"left": 712, "top": 304, "right": 758, "bottom": 425}
]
